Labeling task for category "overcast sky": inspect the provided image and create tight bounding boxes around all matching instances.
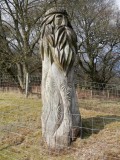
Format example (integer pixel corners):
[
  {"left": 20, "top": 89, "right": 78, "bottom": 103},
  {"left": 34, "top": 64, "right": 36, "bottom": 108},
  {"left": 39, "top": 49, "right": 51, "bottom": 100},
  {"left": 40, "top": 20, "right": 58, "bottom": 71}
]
[{"left": 115, "top": 0, "right": 120, "bottom": 8}]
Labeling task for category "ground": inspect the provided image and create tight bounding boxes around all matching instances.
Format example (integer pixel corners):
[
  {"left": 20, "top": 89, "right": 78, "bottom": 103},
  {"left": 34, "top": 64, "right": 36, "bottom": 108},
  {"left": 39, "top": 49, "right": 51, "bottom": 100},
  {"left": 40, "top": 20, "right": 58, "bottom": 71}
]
[{"left": 0, "top": 92, "right": 120, "bottom": 160}]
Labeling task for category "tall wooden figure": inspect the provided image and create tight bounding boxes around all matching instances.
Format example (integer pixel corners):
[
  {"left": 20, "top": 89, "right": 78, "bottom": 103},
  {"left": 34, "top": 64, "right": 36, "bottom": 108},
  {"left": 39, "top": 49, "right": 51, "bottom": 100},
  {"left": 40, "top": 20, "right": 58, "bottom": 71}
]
[{"left": 40, "top": 7, "right": 81, "bottom": 149}]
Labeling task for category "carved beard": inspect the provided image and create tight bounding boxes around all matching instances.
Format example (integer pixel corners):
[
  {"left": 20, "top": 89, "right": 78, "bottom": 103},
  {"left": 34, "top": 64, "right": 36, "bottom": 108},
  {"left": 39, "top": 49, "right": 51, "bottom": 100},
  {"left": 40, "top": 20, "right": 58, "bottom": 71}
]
[
  {"left": 53, "top": 25, "right": 77, "bottom": 74},
  {"left": 40, "top": 14, "right": 77, "bottom": 75}
]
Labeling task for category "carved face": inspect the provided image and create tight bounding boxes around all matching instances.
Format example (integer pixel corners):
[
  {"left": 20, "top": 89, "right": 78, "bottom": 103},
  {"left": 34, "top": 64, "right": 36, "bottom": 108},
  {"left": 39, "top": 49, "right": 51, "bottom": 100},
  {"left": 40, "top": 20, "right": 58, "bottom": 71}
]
[
  {"left": 54, "top": 14, "right": 68, "bottom": 26},
  {"left": 40, "top": 9, "right": 77, "bottom": 74}
]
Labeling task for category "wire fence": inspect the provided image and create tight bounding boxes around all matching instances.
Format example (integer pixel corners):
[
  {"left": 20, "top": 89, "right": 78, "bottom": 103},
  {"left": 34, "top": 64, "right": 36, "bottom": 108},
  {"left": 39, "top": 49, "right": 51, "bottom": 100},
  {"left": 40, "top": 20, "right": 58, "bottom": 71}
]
[
  {"left": 0, "top": 75, "right": 120, "bottom": 160},
  {"left": 0, "top": 74, "right": 120, "bottom": 99}
]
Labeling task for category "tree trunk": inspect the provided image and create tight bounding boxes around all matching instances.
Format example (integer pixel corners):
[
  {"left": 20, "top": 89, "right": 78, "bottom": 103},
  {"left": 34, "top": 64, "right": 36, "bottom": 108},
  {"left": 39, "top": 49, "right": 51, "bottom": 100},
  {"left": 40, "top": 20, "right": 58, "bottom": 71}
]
[
  {"left": 16, "top": 63, "right": 28, "bottom": 93},
  {"left": 41, "top": 55, "right": 81, "bottom": 150},
  {"left": 40, "top": 7, "right": 81, "bottom": 150}
]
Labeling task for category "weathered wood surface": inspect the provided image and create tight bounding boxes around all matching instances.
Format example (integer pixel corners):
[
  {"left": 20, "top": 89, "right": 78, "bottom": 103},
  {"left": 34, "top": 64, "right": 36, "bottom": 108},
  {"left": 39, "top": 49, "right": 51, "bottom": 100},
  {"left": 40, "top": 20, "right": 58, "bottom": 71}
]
[{"left": 40, "top": 7, "right": 81, "bottom": 149}]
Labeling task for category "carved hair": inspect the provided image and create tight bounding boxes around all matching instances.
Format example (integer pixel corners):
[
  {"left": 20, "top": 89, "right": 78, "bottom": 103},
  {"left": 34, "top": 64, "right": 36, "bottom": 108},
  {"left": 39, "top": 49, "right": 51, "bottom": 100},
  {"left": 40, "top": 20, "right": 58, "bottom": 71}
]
[{"left": 40, "top": 8, "right": 77, "bottom": 74}]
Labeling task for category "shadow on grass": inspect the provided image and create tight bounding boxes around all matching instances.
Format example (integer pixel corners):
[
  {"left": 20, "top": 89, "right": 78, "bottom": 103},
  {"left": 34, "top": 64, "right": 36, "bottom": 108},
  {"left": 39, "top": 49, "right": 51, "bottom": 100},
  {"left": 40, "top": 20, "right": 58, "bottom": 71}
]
[{"left": 81, "top": 115, "right": 120, "bottom": 139}]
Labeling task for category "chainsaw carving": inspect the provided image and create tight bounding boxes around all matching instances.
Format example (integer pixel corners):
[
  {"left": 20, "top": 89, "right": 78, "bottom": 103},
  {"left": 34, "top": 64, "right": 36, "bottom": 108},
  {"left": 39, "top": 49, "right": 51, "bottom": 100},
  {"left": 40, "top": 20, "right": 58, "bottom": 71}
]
[{"left": 40, "top": 7, "right": 81, "bottom": 149}]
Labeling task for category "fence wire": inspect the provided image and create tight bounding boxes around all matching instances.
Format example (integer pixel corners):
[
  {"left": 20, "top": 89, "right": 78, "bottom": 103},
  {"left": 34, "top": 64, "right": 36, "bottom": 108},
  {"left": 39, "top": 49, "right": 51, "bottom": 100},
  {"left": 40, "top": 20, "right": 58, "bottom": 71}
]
[{"left": 0, "top": 76, "right": 120, "bottom": 160}]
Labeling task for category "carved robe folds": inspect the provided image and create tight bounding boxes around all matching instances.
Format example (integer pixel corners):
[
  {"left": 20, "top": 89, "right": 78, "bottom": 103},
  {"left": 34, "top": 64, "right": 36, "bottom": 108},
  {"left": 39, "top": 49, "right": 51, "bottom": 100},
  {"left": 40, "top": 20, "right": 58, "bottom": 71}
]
[{"left": 40, "top": 8, "right": 81, "bottom": 149}]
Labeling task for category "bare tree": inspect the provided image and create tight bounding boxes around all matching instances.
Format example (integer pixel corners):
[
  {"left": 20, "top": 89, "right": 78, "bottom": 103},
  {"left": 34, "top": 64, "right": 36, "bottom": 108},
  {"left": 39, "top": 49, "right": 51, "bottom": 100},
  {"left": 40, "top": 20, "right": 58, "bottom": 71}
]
[
  {"left": 69, "top": 0, "right": 120, "bottom": 87},
  {"left": 0, "top": 0, "right": 54, "bottom": 92},
  {"left": 0, "top": 0, "right": 120, "bottom": 89}
]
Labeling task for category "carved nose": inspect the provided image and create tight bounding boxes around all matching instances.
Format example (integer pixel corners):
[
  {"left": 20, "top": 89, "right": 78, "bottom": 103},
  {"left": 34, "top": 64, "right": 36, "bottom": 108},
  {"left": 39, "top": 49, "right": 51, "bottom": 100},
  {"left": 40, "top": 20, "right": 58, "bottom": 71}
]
[{"left": 61, "top": 16, "right": 67, "bottom": 26}]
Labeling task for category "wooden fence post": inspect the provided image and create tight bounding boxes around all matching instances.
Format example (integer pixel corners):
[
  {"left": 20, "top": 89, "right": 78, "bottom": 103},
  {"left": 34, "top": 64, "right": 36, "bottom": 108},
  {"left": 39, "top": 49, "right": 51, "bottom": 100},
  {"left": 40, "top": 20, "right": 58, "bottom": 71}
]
[{"left": 25, "top": 73, "right": 29, "bottom": 98}]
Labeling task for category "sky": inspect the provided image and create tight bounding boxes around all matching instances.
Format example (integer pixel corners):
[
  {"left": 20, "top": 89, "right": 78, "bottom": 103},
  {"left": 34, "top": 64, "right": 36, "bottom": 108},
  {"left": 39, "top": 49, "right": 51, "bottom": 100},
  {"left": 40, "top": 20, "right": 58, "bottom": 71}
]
[{"left": 115, "top": 0, "right": 120, "bottom": 9}]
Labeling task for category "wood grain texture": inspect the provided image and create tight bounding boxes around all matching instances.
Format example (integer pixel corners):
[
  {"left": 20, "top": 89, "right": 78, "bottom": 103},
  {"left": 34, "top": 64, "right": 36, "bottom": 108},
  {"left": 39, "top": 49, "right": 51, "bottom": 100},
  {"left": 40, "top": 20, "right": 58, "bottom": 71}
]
[{"left": 40, "top": 8, "right": 81, "bottom": 149}]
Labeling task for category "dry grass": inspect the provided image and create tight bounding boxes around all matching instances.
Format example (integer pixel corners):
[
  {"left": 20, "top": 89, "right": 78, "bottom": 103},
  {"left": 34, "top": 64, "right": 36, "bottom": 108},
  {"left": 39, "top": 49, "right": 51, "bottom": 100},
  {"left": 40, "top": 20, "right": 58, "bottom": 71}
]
[{"left": 0, "top": 92, "right": 120, "bottom": 160}]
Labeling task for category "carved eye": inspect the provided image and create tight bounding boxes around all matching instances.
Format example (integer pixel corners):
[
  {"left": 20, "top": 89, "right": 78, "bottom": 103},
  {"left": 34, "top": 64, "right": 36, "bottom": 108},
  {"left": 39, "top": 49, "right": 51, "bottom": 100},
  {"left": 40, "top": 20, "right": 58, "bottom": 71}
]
[
  {"left": 55, "top": 14, "right": 63, "bottom": 26},
  {"left": 56, "top": 14, "right": 63, "bottom": 18}
]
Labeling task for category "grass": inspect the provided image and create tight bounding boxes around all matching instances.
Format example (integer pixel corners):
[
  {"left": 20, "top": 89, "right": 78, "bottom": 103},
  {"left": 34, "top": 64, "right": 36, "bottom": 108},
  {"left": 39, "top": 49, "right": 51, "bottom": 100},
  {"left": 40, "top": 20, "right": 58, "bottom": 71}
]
[{"left": 0, "top": 92, "right": 120, "bottom": 160}]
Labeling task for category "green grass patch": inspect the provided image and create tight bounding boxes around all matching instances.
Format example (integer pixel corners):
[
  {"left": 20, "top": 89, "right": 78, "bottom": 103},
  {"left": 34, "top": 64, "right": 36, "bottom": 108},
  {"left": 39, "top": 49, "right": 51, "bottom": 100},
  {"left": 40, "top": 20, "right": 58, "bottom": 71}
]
[{"left": 0, "top": 92, "right": 120, "bottom": 160}]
